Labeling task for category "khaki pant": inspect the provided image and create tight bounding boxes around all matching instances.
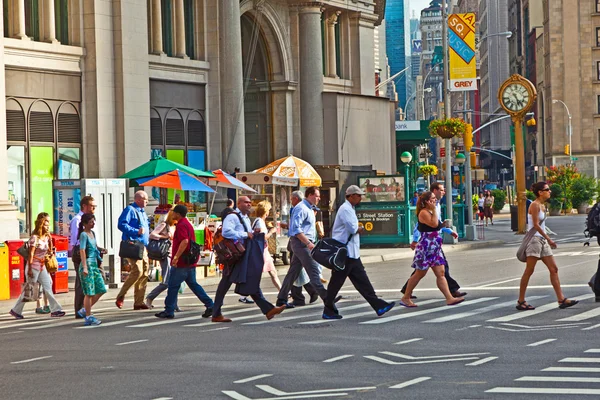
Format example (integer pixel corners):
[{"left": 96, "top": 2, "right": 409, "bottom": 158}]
[{"left": 117, "top": 250, "right": 149, "bottom": 306}]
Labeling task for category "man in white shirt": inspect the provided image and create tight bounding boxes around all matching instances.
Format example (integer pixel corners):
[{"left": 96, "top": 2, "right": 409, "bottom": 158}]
[{"left": 323, "top": 185, "right": 395, "bottom": 319}]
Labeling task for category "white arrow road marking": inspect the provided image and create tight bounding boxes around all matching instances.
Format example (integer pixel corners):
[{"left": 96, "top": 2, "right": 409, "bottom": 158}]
[
  {"left": 223, "top": 392, "right": 346, "bottom": 400},
  {"left": 487, "top": 293, "right": 595, "bottom": 322},
  {"left": 234, "top": 374, "right": 273, "bottom": 384},
  {"left": 255, "top": 385, "right": 377, "bottom": 396},
  {"left": 389, "top": 377, "right": 431, "bottom": 389},
  {"left": 424, "top": 296, "right": 547, "bottom": 323},
  {"left": 11, "top": 355, "right": 53, "bottom": 364},
  {"left": 365, "top": 355, "right": 481, "bottom": 365},
  {"left": 323, "top": 355, "right": 354, "bottom": 363},
  {"left": 543, "top": 367, "right": 600, "bottom": 373},
  {"left": 465, "top": 356, "right": 498, "bottom": 366},
  {"left": 527, "top": 339, "right": 556, "bottom": 347},
  {"left": 361, "top": 297, "right": 496, "bottom": 324},
  {"left": 516, "top": 376, "right": 600, "bottom": 383},
  {"left": 379, "top": 351, "right": 490, "bottom": 360},
  {"left": 486, "top": 387, "right": 600, "bottom": 395},
  {"left": 115, "top": 339, "right": 148, "bottom": 346}
]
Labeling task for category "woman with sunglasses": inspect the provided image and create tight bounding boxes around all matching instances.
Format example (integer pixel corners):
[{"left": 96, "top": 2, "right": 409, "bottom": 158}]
[
  {"left": 516, "top": 182, "right": 578, "bottom": 310},
  {"left": 400, "top": 192, "right": 464, "bottom": 307}
]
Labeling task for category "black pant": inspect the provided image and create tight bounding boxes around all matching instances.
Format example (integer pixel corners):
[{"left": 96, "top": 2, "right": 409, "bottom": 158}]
[
  {"left": 323, "top": 258, "right": 388, "bottom": 316},
  {"left": 401, "top": 250, "right": 460, "bottom": 294},
  {"left": 212, "top": 273, "right": 274, "bottom": 317},
  {"left": 592, "top": 259, "right": 600, "bottom": 297},
  {"left": 290, "top": 284, "right": 317, "bottom": 305},
  {"left": 74, "top": 261, "right": 84, "bottom": 313}
]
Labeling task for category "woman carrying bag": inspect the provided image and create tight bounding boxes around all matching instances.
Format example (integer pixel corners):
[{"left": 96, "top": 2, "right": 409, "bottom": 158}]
[
  {"left": 145, "top": 210, "right": 177, "bottom": 309},
  {"left": 78, "top": 213, "right": 107, "bottom": 325},
  {"left": 9, "top": 213, "right": 66, "bottom": 319}
]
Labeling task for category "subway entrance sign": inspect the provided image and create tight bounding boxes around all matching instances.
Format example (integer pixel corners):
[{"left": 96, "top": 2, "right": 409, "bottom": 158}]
[{"left": 356, "top": 210, "right": 399, "bottom": 236}]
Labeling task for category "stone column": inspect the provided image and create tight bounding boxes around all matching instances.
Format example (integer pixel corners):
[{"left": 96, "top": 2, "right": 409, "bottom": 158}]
[
  {"left": 175, "top": 0, "right": 187, "bottom": 58},
  {"left": 349, "top": 12, "right": 377, "bottom": 95},
  {"left": 299, "top": 4, "right": 325, "bottom": 165},
  {"left": 326, "top": 11, "right": 340, "bottom": 78},
  {"left": 218, "top": 0, "right": 246, "bottom": 171},
  {"left": 43, "top": 0, "right": 58, "bottom": 43},
  {"left": 151, "top": 0, "right": 163, "bottom": 54},
  {"left": 15, "top": 0, "right": 29, "bottom": 40},
  {"left": 270, "top": 81, "right": 298, "bottom": 158},
  {"left": 0, "top": 8, "right": 20, "bottom": 240}
]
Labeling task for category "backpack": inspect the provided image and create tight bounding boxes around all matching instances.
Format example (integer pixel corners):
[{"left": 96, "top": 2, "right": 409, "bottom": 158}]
[
  {"left": 213, "top": 213, "right": 247, "bottom": 267},
  {"left": 585, "top": 202, "right": 600, "bottom": 238}
]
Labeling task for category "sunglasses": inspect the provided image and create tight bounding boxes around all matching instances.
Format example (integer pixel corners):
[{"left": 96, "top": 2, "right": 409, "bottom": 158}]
[{"left": 541, "top": 188, "right": 551, "bottom": 192}]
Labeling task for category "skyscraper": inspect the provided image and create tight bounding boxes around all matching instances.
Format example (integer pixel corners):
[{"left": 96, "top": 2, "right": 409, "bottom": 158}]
[{"left": 385, "top": 0, "right": 411, "bottom": 112}]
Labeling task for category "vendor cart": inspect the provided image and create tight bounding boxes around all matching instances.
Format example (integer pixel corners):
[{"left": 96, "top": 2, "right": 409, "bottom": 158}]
[{"left": 236, "top": 172, "right": 293, "bottom": 265}]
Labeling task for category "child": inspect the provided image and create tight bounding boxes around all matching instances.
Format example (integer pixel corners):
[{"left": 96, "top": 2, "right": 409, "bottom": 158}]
[{"left": 35, "top": 285, "right": 50, "bottom": 314}]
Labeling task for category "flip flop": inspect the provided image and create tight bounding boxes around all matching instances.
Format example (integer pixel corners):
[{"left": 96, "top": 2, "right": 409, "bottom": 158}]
[
  {"left": 447, "top": 298, "right": 465, "bottom": 306},
  {"left": 399, "top": 299, "right": 417, "bottom": 308},
  {"left": 558, "top": 298, "right": 579, "bottom": 309}
]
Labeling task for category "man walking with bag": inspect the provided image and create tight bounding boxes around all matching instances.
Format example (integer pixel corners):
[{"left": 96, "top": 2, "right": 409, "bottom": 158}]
[
  {"left": 211, "top": 196, "right": 286, "bottom": 322},
  {"left": 276, "top": 187, "right": 327, "bottom": 308},
  {"left": 155, "top": 205, "right": 214, "bottom": 319},
  {"left": 323, "top": 185, "right": 395, "bottom": 319},
  {"left": 116, "top": 190, "right": 150, "bottom": 310}
]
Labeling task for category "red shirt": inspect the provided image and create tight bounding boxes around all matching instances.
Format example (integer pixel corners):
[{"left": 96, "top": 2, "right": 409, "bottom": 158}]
[{"left": 172, "top": 217, "right": 194, "bottom": 267}]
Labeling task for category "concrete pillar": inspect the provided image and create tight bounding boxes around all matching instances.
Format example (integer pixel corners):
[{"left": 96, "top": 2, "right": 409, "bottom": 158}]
[
  {"left": 326, "top": 11, "right": 340, "bottom": 78},
  {"left": 174, "top": 0, "right": 187, "bottom": 58},
  {"left": 218, "top": 0, "right": 246, "bottom": 171},
  {"left": 349, "top": 12, "right": 377, "bottom": 95},
  {"left": 270, "top": 81, "right": 297, "bottom": 158},
  {"left": 43, "top": 0, "right": 58, "bottom": 43},
  {"left": 299, "top": 4, "right": 324, "bottom": 165},
  {"left": 15, "top": 0, "right": 29, "bottom": 40},
  {"left": 151, "top": 0, "right": 163, "bottom": 54},
  {"left": 0, "top": 7, "right": 20, "bottom": 240}
]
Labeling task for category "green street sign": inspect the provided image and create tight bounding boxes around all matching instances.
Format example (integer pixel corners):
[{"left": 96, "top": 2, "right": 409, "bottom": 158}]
[{"left": 572, "top": 157, "right": 578, "bottom": 161}]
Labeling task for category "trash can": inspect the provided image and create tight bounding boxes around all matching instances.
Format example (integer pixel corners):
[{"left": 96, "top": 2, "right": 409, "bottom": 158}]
[
  {"left": 0, "top": 243, "right": 9, "bottom": 300},
  {"left": 51, "top": 235, "right": 69, "bottom": 294},
  {"left": 5, "top": 240, "right": 25, "bottom": 299},
  {"left": 510, "top": 205, "right": 518, "bottom": 232}
]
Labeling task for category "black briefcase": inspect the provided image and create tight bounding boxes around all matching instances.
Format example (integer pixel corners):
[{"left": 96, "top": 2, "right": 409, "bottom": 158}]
[
  {"left": 311, "top": 238, "right": 348, "bottom": 272},
  {"left": 119, "top": 240, "right": 145, "bottom": 260}
]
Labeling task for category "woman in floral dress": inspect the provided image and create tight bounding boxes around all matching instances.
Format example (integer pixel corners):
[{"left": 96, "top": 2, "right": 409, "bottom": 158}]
[{"left": 400, "top": 192, "right": 465, "bottom": 307}]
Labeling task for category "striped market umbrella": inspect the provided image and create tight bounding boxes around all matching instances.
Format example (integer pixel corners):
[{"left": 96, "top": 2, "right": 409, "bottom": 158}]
[{"left": 255, "top": 155, "right": 322, "bottom": 187}]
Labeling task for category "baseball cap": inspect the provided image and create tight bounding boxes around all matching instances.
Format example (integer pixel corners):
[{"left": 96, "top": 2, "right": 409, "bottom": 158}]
[{"left": 345, "top": 185, "right": 366, "bottom": 196}]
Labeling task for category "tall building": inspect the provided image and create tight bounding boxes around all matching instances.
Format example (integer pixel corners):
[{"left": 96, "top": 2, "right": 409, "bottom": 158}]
[
  {"left": 385, "top": 0, "right": 411, "bottom": 110},
  {"left": 420, "top": 0, "right": 444, "bottom": 121},
  {"left": 0, "top": 0, "right": 394, "bottom": 240},
  {"left": 407, "top": 17, "right": 422, "bottom": 119}
]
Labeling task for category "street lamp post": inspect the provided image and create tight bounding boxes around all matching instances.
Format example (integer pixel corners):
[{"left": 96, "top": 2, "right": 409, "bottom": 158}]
[
  {"left": 401, "top": 151, "right": 413, "bottom": 242},
  {"left": 552, "top": 99, "right": 572, "bottom": 164},
  {"left": 405, "top": 88, "right": 432, "bottom": 120},
  {"left": 456, "top": 153, "right": 466, "bottom": 202}
]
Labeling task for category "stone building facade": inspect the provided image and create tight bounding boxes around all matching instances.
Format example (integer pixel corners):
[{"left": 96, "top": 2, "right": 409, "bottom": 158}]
[{"left": 0, "top": 0, "right": 395, "bottom": 240}]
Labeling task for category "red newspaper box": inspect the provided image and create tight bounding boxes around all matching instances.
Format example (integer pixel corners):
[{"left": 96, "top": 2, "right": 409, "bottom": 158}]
[
  {"left": 51, "top": 235, "right": 69, "bottom": 294},
  {"left": 5, "top": 240, "right": 24, "bottom": 299}
]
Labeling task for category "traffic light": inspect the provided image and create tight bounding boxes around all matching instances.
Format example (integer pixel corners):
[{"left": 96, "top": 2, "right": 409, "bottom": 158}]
[
  {"left": 470, "top": 151, "right": 477, "bottom": 167},
  {"left": 463, "top": 123, "right": 473, "bottom": 151},
  {"left": 564, "top": 144, "right": 570, "bottom": 155},
  {"left": 526, "top": 118, "right": 536, "bottom": 127}
]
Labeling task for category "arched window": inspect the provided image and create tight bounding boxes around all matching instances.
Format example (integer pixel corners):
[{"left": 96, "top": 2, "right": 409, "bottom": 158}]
[
  {"left": 165, "top": 109, "right": 185, "bottom": 146},
  {"left": 150, "top": 108, "right": 163, "bottom": 147},
  {"left": 28, "top": 101, "right": 54, "bottom": 143}
]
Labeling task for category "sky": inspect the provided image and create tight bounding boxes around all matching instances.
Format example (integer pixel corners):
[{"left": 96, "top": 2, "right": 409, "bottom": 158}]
[{"left": 409, "top": 0, "right": 435, "bottom": 19}]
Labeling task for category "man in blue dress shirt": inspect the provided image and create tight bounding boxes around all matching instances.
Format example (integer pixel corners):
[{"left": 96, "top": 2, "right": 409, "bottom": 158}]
[
  {"left": 115, "top": 190, "right": 150, "bottom": 310},
  {"left": 276, "top": 187, "right": 327, "bottom": 307},
  {"left": 323, "top": 185, "right": 395, "bottom": 319}
]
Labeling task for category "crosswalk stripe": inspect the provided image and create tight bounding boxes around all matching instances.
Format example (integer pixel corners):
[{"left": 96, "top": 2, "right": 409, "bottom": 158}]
[
  {"left": 487, "top": 293, "right": 596, "bottom": 323},
  {"left": 557, "top": 307, "right": 600, "bottom": 322},
  {"left": 21, "top": 318, "right": 86, "bottom": 330},
  {"left": 516, "top": 376, "right": 600, "bottom": 383},
  {"left": 299, "top": 300, "right": 440, "bottom": 325},
  {"left": 543, "top": 367, "right": 600, "bottom": 373},
  {"left": 559, "top": 357, "right": 600, "bottom": 363},
  {"left": 486, "top": 387, "right": 600, "bottom": 395},
  {"left": 360, "top": 297, "right": 496, "bottom": 325},
  {"left": 423, "top": 296, "right": 547, "bottom": 323}
]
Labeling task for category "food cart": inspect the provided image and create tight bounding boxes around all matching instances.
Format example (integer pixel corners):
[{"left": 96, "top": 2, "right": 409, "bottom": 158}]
[{"left": 236, "top": 172, "right": 294, "bottom": 264}]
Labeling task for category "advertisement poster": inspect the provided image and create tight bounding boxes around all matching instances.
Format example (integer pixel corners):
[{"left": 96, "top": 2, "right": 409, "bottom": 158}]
[
  {"left": 448, "top": 13, "right": 477, "bottom": 91},
  {"left": 358, "top": 176, "right": 405, "bottom": 202},
  {"left": 53, "top": 182, "right": 81, "bottom": 237},
  {"left": 30, "top": 147, "right": 54, "bottom": 228}
]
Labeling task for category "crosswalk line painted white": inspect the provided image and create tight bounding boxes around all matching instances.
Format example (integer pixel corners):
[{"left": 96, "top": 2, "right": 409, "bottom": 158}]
[
  {"left": 424, "top": 296, "right": 547, "bottom": 323},
  {"left": 486, "top": 387, "right": 600, "bottom": 395},
  {"left": 487, "top": 293, "right": 596, "bottom": 323},
  {"left": 557, "top": 307, "right": 600, "bottom": 322},
  {"left": 559, "top": 357, "right": 600, "bottom": 363},
  {"left": 585, "top": 349, "right": 600, "bottom": 353},
  {"left": 360, "top": 297, "right": 496, "bottom": 325},
  {"left": 298, "top": 300, "right": 440, "bottom": 325},
  {"left": 21, "top": 318, "right": 87, "bottom": 330},
  {"left": 516, "top": 376, "right": 600, "bottom": 383},
  {"left": 527, "top": 339, "right": 556, "bottom": 347},
  {"left": 543, "top": 367, "right": 600, "bottom": 373}
]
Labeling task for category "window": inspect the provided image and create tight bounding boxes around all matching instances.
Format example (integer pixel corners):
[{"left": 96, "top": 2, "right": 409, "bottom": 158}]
[
  {"left": 55, "top": 0, "right": 69, "bottom": 44},
  {"left": 7, "top": 146, "right": 27, "bottom": 235},
  {"left": 597, "top": 95, "right": 600, "bottom": 114},
  {"left": 597, "top": 61, "right": 600, "bottom": 80},
  {"left": 597, "top": 0, "right": 600, "bottom": 13},
  {"left": 184, "top": 0, "right": 195, "bottom": 59},
  {"left": 25, "top": 0, "right": 40, "bottom": 41},
  {"left": 161, "top": 0, "right": 173, "bottom": 57},
  {"left": 597, "top": 27, "right": 600, "bottom": 47},
  {"left": 334, "top": 19, "right": 341, "bottom": 78},
  {"left": 58, "top": 148, "right": 80, "bottom": 179},
  {"left": 3, "top": 1, "right": 8, "bottom": 38}
]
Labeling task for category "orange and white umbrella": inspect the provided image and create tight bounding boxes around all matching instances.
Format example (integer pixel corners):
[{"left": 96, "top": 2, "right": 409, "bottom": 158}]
[{"left": 255, "top": 155, "right": 322, "bottom": 187}]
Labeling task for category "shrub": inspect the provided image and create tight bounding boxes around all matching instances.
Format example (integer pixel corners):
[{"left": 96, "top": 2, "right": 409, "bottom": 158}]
[
  {"left": 526, "top": 190, "right": 536, "bottom": 201},
  {"left": 491, "top": 189, "right": 506, "bottom": 212},
  {"left": 549, "top": 183, "right": 564, "bottom": 210},
  {"left": 571, "top": 176, "right": 597, "bottom": 209}
]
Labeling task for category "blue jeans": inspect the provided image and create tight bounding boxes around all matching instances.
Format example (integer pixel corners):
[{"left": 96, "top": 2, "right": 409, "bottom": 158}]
[{"left": 164, "top": 267, "right": 214, "bottom": 316}]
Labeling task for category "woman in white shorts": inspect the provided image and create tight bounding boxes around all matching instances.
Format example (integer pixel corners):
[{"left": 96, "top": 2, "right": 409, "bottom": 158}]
[{"left": 516, "top": 182, "right": 578, "bottom": 311}]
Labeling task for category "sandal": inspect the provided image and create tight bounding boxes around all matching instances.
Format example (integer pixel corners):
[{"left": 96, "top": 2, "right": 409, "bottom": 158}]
[
  {"left": 558, "top": 298, "right": 579, "bottom": 309},
  {"left": 516, "top": 301, "right": 535, "bottom": 311}
]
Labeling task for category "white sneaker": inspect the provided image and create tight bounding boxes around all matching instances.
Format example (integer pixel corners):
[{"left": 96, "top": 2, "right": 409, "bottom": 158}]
[{"left": 145, "top": 298, "right": 154, "bottom": 309}]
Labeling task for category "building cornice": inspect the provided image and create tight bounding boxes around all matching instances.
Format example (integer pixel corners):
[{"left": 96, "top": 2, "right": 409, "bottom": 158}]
[
  {"left": 148, "top": 54, "right": 210, "bottom": 84},
  {"left": 3, "top": 38, "right": 84, "bottom": 74}
]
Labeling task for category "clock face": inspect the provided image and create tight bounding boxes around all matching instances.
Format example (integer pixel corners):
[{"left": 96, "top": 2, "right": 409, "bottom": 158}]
[{"left": 501, "top": 83, "right": 530, "bottom": 112}]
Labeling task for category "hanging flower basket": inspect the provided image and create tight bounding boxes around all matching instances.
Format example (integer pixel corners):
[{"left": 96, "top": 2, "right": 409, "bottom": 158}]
[
  {"left": 419, "top": 164, "right": 438, "bottom": 177},
  {"left": 429, "top": 118, "right": 468, "bottom": 139}
]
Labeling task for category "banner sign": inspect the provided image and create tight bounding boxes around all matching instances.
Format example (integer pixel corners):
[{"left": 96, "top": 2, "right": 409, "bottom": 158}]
[
  {"left": 356, "top": 210, "right": 399, "bottom": 236},
  {"left": 448, "top": 13, "right": 477, "bottom": 91}
]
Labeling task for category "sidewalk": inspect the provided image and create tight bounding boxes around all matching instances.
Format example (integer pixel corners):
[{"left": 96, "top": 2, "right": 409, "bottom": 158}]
[{"left": 0, "top": 212, "right": 516, "bottom": 314}]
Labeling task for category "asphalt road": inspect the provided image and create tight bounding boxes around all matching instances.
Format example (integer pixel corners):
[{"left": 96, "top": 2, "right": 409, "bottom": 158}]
[{"left": 1, "top": 216, "right": 599, "bottom": 400}]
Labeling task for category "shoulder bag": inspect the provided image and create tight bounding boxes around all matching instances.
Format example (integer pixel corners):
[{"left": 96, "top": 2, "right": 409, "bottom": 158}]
[
  {"left": 311, "top": 234, "right": 353, "bottom": 272},
  {"left": 516, "top": 212, "right": 547, "bottom": 262},
  {"left": 44, "top": 235, "right": 59, "bottom": 274},
  {"left": 213, "top": 213, "right": 247, "bottom": 267},
  {"left": 119, "top": 207, "right": 146, "bottom": 260},
  {"left": 148, "top": 239, "right": 171, "bottom": 260}
]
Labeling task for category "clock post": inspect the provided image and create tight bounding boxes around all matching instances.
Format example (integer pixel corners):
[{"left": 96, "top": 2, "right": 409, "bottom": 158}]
[{"left": 498, "top": 74, "right": 537, "bottom": 234}]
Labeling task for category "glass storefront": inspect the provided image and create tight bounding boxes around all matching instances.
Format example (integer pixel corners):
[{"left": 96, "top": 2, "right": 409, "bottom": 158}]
[
  {"left": 58, "top": 147, "right": 80, "bottom": 179},
  {"left": 7, "top": 146, "right": 26, "bottom": 234},
  {"left": 29, "top": 146, "right": 55, "bottom": 228}
]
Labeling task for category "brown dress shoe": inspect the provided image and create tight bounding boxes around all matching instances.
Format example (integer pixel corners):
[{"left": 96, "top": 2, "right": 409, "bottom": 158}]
[
  {"left": 211, "top": 315, "right": 232, "bottom": 323},
  {"left": 115, "top": 297, "right": 124, "bottom": 309},
  {"left": 133, "top": 304, "right": 150, "bottom": 310},
  {"left": 265, "top": 304, "right": 286, "bottom": 320}
]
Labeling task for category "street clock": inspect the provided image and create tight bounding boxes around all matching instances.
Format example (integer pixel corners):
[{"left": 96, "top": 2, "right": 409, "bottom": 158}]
[{"left": 498, "top": 74, "right": 537, "bottom": 116}]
